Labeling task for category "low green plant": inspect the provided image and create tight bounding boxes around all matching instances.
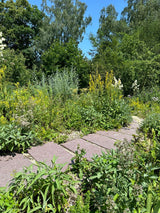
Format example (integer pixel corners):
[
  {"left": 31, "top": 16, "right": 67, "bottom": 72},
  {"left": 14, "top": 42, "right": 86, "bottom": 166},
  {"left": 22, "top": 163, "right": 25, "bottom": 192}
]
[
  {"left": 0, "top": 187, "right": 19, "bottom": 213},
  {"left": 69, "top": 191, "right": 90, "bottom": 213},
  {"left": 9, "top": 156, "right": 77, "bottom": 212},
  {"left": 140, "top": 113, "right": 160, "bottom": 141},
  {"left": 128, "top": 86, "right": 160, "bottom": 117},
  {"left": 98, "top": 98, "right": 132, "bottom": 129},
  {"left": 0, "top": 123, "right": 41, "bottom": 153},
  {"left": 71, "top": 146, "right": 90, "bottom": 179}
]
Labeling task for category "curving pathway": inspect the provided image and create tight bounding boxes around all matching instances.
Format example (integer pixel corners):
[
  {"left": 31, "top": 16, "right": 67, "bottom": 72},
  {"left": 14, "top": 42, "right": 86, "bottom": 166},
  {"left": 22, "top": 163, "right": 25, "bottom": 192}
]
[{"left": 0, "top": 116, "right": 142, "bottom": 187}]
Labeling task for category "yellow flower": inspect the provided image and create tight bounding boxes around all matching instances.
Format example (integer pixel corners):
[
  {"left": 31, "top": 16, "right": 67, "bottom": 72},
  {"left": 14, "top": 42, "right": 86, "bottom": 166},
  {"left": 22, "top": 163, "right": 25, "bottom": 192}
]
[{"left": 0, "top": 115, "right": 7, "bottom": 124}]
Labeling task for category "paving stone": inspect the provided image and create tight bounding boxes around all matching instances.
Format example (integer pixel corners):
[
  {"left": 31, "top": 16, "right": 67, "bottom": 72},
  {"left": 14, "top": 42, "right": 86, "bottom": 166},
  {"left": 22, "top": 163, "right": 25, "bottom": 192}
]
[
  {"left": 28, "top": 142, "right": 74, "bottom": 170},
  {"left": 63, "top": 139, "right": 106, "bottom": 160},
  {"left": 118, "top": 127, "right": 138, "bottom": 135},
  {"left": 129, "top": 122, "right": 140, "bottom": 129},
  {"left": 82, "top": 134, "right": 116, "bottom": 150},
  {"left": 132, "top": 116, "right": 143, "bottom": 125},
  {"left": 96, "top": 130, "right": 133, "bottom": 141},
  {"left": 0, "top": 154, "right": 31, "bottom": 187},
  {"left": 0, "top": 118, "right": 142, "bottom": 187}
]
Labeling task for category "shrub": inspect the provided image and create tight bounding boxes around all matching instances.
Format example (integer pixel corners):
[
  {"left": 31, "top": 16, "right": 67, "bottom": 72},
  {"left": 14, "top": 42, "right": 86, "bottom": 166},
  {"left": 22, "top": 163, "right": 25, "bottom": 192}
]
[
  {"left": 136, "top": 86, "right": 160, "bottom": 104},
  {"left": 0, "top": 70, "right": 132, "bottom": 145},
  {"left": 88, "top": 71, "right": 132, "bottom": 129},
  {"left": 41, "top": 39, "right": 90, "bottom": 87}
]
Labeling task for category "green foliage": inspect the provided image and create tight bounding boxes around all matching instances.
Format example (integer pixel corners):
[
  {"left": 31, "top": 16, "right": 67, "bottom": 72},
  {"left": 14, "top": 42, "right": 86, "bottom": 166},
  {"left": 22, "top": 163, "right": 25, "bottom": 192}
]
[
  {"left": 91, "top": 1, "right": 160, "bottom": 96},
  {"left": 71, "top": 140, "right": 160, "bottom": 212},
  {"left": 69, "top": 191, "right": 90, "bottom": 213},
  {"left": 88, "top": 71, "right": 132, "bottom": 128},
  {"left": 97, "top": 4, "right": 118, "bottom": 43},
  {"left": 136, "top": 86, "right": 160, "bottom": 104},
  {"left": 122, "top": 0, "right": 160, "bottom": 48},
  {"left": 33, "top": 68, "right": 79, "bottom": 100},
  {"left": 140, "top": 113, "right": 160, "bottom": 141},
  {"left": 0, "top": 70, "right": 132, "bottom": 148},
  {"left": 0, "top": 0, "right": 44, "bottom": 68},
  {"left": 0, "top": 187, "right": 19, "bottom": 213},
  {"left": 0, "top": 49, "right": 30, "bottom": 85},
  {"left": 9, "top": 157, "right": 76, "bottom": 212},
  {"left": 42, "top": 40, "right": 90, "bottom": 87},
  {"left": 49, "top": 68, "right": 79, "bottom": 100},
  {"left": 40, "top": 0, "right": 91, "bottom": 47},
  {"left": 128, "top": 87, "right": 160, "bottom": 118},
  {"left": 71, "top": 146, "right": 90, "bottom": 177},
  {"left": 0, "top": 123, "right": 41, "bottom": 153},
  {"left": 92, "top": 30, "right": 160, "bottom": 95}
]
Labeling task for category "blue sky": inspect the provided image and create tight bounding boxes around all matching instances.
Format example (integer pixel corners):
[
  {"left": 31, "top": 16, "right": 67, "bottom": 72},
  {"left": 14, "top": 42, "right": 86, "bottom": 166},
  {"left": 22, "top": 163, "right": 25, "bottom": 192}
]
[{"left": 28, "top": 0, "right": 127, "bottom": 58}]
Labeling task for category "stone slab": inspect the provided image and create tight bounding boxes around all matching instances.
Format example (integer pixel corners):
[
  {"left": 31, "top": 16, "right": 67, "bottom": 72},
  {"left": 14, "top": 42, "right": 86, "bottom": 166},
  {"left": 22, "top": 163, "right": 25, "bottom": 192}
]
[
  {"left": 63, "top": 139, "right": 106, "bottom": 161},
  {"left": 129, "top": 122, "right": 140, "bottom": 129},
  {"left": 118, "top": 127, "right": 138, "bottom": 135},
  {"left": 28, "top": 142, "right": 74, "bottom": 171},
  {"left": 82, "top": 134, "right": 116, "bottom": 150},
  {"left": 0, "top": 154, "right": 31, "bottom": 187},
  {"left": 96, "top": 130, "right": 133, "bottom": 141}
]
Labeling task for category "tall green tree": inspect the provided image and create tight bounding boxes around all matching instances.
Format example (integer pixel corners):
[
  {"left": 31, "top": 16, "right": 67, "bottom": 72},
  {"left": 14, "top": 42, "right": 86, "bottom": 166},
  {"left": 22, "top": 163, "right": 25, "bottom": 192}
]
[
  {"left": 122, "top": 0, "right": 160, "bottom": 48},
  {"left": 42, "top": 39, "right": 91, "bottom": 87},
  {"left": 0, "top": 0, "right": 45, "bottom": 68},
  {"left": 39, "top": 0, "right": 92, "bottom": 51},
  {"left": 90, "top": 5, "right": 124, "bottom": 77},
  {"left": 91, "top": 3, "right": 160, "bottom": 95}
]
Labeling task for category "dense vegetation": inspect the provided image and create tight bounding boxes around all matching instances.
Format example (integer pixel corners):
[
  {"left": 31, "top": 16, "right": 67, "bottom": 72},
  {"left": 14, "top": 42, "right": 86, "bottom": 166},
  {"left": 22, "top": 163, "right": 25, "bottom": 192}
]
[{"left": 0, "top": 0, "right": 160, "bottom": 212}]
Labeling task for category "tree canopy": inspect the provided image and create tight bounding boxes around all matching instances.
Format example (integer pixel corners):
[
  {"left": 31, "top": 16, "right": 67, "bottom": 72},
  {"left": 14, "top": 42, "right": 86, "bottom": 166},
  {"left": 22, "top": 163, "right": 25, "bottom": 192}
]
[
  {"left": 38, "top": 0, "right": 92, "bottom": 51},
  {"left": 0, "top": 0, "right": 45, "bottom": 68},
  {"left": 1, "top": 0, "right": 160, "bottom": 93},
  {"left": 90, "top": 1, "right": 160, "bottom": 95}
]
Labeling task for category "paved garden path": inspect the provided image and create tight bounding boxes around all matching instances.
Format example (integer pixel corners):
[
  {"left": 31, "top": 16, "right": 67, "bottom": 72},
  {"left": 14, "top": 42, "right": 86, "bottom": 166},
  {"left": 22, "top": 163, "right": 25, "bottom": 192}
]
[{"left": 0, "top": 116, "right": 143, "bottom": 187}]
